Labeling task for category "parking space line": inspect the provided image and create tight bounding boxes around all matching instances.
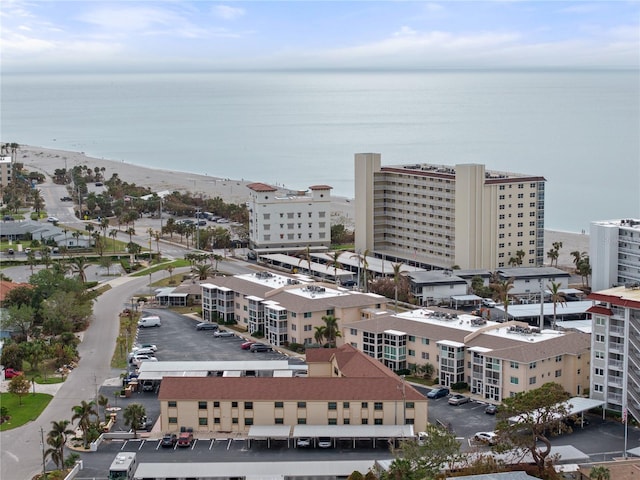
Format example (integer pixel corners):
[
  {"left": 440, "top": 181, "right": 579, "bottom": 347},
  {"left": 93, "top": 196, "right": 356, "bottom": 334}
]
[
  {"left": 191, "top": 439, "right": 197, "bottom": 450},
  {"left": 138, "top": 440, "right": 145, "bottom": 451},
  {"left": 227, "top": 439, "right": 232, "bottom": 450},
  {"left": 155, "top": 440, "right": 161, "bottom": 450},
  {"left": 209, "top": 439, "right": 215, "bottom": 450}
]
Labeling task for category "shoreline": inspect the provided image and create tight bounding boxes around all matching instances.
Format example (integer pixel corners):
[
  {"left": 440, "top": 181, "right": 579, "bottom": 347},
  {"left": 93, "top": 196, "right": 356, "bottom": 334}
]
[{"left": 15, "top": 144, "right": 588, "bottom": 268}]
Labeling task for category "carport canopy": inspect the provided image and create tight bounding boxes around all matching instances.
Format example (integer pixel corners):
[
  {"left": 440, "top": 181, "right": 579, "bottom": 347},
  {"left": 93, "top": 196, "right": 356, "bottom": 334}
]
[
  {"left": 508, "top": 397, "right": 605, "bottom": 424},
  {"left": 451, "top": 294, "right": 482, "bottom": 308},
  {"left": 248, "top": 425, "right": 292, "bottom": 440},
  {"left": 292, "top": 424, "right": 414, "bottom": 440}
]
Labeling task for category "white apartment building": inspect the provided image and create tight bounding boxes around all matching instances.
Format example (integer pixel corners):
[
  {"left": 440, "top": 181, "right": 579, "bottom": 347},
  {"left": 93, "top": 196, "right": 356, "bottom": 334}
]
[
  {"left": 0, "top": 156, "right": 12, "bottom": 188},
  {"left": 591, "top": 219, "right": 640, "bottom": 292},
  {"left": 201, "top": 271, "right": 387, "bottom": 347},
  {"left": 354, "top": 153, "right": 546, "bottom": 270},
  {"left": 588, "top": 285, "right": 640, "bottom": 420},
  {"left": 247, "top": 182, "right": 332, "bottom": 254},
  {"left": 344, "top": 308, "right": 590, "bottom": 402}
]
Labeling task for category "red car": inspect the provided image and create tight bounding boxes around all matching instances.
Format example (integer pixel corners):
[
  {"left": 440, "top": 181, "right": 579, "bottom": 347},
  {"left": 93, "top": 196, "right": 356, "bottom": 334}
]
[
  {"left": 241, "top": 341, "right": 255, "bottom": 350},
  {"left": 4, "top": 368, "right": 23, "bottom": 379}
]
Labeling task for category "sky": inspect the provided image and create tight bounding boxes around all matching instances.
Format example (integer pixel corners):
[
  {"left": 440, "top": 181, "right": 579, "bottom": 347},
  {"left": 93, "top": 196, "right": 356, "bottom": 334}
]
[{"left": 1, "top": 0, "right": 639, "bottom": 73}]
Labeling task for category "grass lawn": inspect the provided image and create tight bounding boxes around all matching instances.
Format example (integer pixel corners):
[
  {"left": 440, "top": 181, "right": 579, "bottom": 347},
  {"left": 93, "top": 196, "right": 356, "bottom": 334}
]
[
  {"left": 0, "top": 393, "right": 53, "bottom": 431},
  {"left": 132, "top": 259, "right": 190, "bottom": 277}
]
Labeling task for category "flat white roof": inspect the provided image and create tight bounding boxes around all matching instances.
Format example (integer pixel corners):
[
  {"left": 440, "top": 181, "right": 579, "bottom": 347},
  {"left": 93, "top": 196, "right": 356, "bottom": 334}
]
[
  {"left": 508, "top": 397, "right": 605, "bottom": 424},
  {"left": 292, "top": 424, "right": 414, "bottom": 438},
  {"left": 137, "top": 361, "right": 291, "bottom": 380},
  {"left": 133, "top": 460, "right": 381, "bottom": 479},
  {"left": 311, "top": 252, "right": 426, "bottom": 275},
  {"left": 384, "top": 329, "right": 407, "bottom": 336},
  {"left": 437, "top": 339, "right": 466, "bottom": 348},
  {"left": 248, "top": 425, "right": 292, "bottom": 438},
  {"left": 501, "top": 301, "right": 592, "bottom": 318}
]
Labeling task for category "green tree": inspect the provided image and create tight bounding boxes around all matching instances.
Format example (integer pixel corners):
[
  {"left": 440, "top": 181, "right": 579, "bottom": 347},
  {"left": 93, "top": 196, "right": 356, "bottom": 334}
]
[
  {"left": 495, "top": 382, "right": 572, "bottom": 477},
  {"left": 547, "top": 281, "right": 566, "bottom": 330},
  {"left": 109, "top": 228, "right": 119, "bottom": 253},
  {"left": 31, "top": 189, "right": 45, "bottom": 216},
  {"left": 589, "top": 465, "right": 611, "bottom": 480},
  {"left": 68, "top": 256, "right": 89, "bottom": 283},
  {"left": 39, "top": 247, "right": 52, "bottom": 269},
  {"left": 8, "top": 375, "right": 30, "bottom": 405},
  {"left": 99, "top": 255, "right": 113, "bottom": 275},
  {"left": 577, "top": 255, "right": 592, "bottom": 288},
  {"left": 123, "top": 403, "right": 147, "bottom": 438},
  {"left": 490, "top": 277, "right": 514, "bottom": 321},
  {"left": 71, "top": 400, "right": 98, "bottom": 449},
  {"left": 2, "top": 303, "right": 35, "bottom": 340},
  {"left": 331, "top": 250, "right": 343, "bottom": 285},
  {"left": 192, "top": 263, "right": 213, "bottom": 281},
  {"left": 46, "top": 420, "right": 74, "bottom": 470},
  {"left": 391, "top": 262, "right": 404, "bottom": 313},
  {"left": 321, "top": 314, "right": 341, "bottom": 347},
  {"left": 97, "top": 394, "right": 110, "bottom": 422},
  {"left": 384, "top": 423, "right": 461, "bottom": 480},
  {"left": 26, "top": 250, "right": 38, "bottom": 274},
  {"left": 313, "top": 326, "right": 326, "bottom": 345},
  {"left": 166, "top": 265, "right": 175, "bottom": 283}
]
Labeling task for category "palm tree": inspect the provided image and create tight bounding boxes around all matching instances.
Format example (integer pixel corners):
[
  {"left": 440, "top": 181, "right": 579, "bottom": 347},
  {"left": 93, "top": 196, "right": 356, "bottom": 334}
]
[
  {"left": 71, "top": 400, "right": 97, "bottom": 448},
  {"left": 211, "top": 254, "right": 223, "bottom": 272},
  {"left": 26, "top": 250, "right": 38, "bottom": 273},
  {"left": 491, "top": 277, "right": 515, "bottom": 321},
  {"left": 126, "top": 227, "right": 135, "bottom": 244},
  {"left": 589, "top": 466, "right": 611, "bottom": 480},
  {"left": 123, "top": 403, "right": 146, "bottom": 438},
  {"left": 313, "top": 325, "right": 326, "bottom": 345},
  {"left": 331, "top": 251, "right": 343, "bottom": 285},
  {"left": 570, "top": 250, "right": 586, "bottom": 271},
  {"left": 166, "top": 265, "right": 175, "bottom": 283},
  {"left": 71, "top": 230, "right": 81, "bottom": 248},
  {"left": 547, "top": 281, "right": 566, "bottom": 330},
  {"left": 154, "top": 230, "right": 161, "bottom": 255},
  {"left": 69, "top": 256, "right": 89, "bottom": 283},
  {"left": 193, "top": 263, "right": 213, "bottom": 281},
  {"left": 577, "top": 256, "right": 592, "bottom": 288},
  {"left": 109, "top": 228, "right": 119, "bottom": 253},
  {"left": 391, "top": 262, "right": 404, "bottom": 313},
  {"left": 350, "top": 249, "right": 370, "bottom": 292},
  {"left": 97, "top": 394, "right": 110, "bottom": 422},
  {"left": 46, "top": 419, "right": 73, "bottom": 469},
  {"left": 321, "top": 314, "right": 341, "bottom": 347},
  {"left": 547, "top": 248, "right": 559, "bottom": 267},
  {"left": 39, "top": 247, "right": 52, "bottom": 270},
  {"left": 297, "top": 245, "right": 312, "bottom": 275},
  {"left": 32, "top": 189, "right": 45, "bottom": 216}
]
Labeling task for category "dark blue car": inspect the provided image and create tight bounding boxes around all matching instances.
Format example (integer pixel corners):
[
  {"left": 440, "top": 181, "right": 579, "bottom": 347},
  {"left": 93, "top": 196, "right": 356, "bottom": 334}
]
[{"left": 426, "top": 387, "right": 450, "bottom": 399}]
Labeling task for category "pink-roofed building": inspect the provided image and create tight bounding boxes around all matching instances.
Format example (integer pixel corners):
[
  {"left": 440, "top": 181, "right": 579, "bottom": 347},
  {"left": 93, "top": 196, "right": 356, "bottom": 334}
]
[{"left": 247, "top": 182, "right": 332, "bottom": 254}]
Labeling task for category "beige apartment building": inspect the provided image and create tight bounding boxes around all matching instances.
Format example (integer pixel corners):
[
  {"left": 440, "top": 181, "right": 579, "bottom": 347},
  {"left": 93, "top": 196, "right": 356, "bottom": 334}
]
[
  {"left": 0, "top": 156, "right": 12, "bottom": 188},
  {"left": 158, "top": 345, "right": 427, "bottom": 435},
  {"left": 343, "top": 308, "right": 590, "bottom": 402},
  {"left": 588, "top": 285, "right": 640, "bottom": 421},
  {"left": 354, "top": 153, "right": 546, "bottom": 270},
  {"left": 247, "top": 182, "right": 332, "bottom": 254},
  {"left": 201, "top": 271, "right": 387, "bottom": 347}
]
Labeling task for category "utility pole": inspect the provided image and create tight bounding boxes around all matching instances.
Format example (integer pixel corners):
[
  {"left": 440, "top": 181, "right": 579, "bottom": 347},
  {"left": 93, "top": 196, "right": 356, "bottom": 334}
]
[{"left": 40, "top": 426, "right": 46, "bottom": 476}]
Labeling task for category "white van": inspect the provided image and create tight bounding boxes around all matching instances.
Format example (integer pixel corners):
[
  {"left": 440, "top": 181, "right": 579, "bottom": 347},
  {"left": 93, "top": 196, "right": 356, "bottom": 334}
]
[{"left": 138, "top": 316, "right": 161, "bottom": 328}]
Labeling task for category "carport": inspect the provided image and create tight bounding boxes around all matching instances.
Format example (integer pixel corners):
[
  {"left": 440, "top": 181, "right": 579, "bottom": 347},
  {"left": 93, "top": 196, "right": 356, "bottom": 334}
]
[
  {"left": 136, "top": 360, "right": 291, "bottom": 381},
  {"left": 247, "top": 425, "right": 293, "bottom": 448},
  {"left": 292, "top": 424, "right": 414, "bottom": 449},
  {"left": 450, "top": 294, "right": 482, "bottom": 309},
  {"left": 508, "top": 397, "right": 605, "bottom": 426}
]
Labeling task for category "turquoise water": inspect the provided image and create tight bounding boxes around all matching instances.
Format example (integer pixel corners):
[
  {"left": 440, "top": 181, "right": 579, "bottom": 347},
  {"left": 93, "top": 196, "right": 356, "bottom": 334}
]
[{"left": 1, "top": 69, "right": 638, "bottom": 231}]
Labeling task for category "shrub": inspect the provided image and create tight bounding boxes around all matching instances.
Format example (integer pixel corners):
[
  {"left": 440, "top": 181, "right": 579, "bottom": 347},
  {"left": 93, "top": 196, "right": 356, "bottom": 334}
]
[{"left": 451, "top": 382, "right": 469, "bottom": 391}]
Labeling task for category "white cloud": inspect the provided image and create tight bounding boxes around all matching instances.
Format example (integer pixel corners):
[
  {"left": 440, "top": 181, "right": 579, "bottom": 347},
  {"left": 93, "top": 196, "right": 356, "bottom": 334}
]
[
  {"left": 424, "top": 3, "right": 444, "bottom": 13},
  {"left": 213, "top": 5, "right": 245, "bottom": 21},
  {"left": 76, "top": 6, "right": 185, "bottom": 33},
  {"left": 559, "top": 4, "right": 601, "bottom": 14},
  {"left": 394, "top": 26, "right": 418, "bottom": 37}
]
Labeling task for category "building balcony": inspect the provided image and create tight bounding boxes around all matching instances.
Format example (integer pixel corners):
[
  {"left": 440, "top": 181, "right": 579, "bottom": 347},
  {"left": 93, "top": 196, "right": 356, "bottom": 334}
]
[
  {"left": 609, "top": 326, "right": 625, "bottom": 337},
  {"left": 608, "top": 393, "right": 623, "bottom": 405},
  {"left": 608, "top": 376, "right": 624, "bottom": 388},
  {"left": 609, "top": 343, "right": 625, "bottom": 354}
]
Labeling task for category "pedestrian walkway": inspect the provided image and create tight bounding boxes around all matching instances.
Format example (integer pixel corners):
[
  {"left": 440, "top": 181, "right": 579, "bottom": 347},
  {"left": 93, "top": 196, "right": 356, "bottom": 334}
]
[{"left": 1, "top": 378, "right": 65, "bottom": 396}]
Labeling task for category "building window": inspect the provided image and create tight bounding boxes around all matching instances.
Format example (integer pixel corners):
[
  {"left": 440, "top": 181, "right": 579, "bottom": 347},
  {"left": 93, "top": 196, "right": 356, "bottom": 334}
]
[
  {"left": 232, "top": 401, "right": 238, "bottom": 408},
  {"left": 405, "top": 402, "right": 415, "bottom": 409},
  {"left": 168, "top": 417, "right": 177, "bottom": 424},
  {"left": 275, "top": 418, "right": 284, "bottom": 424},
  {"left": 595, "top": 351, "right": 605, "bottom": 359},
  {"left": 213, "top": 401, "right": 220, "bottom": 407},
  {"left": 297, "top": 418, "right": 307, "bottom": 424},
  {"left": 168, "top": 401, "right": 177, "bottom": 408},
  {"left": 408, "top": 349, "right": 415, "bottom": 357},
  {"left": 343, "top": 419, "right": 350, "bottom": 425},
  {"left": 421, "top": 352, "right": 429, "bottom": 360},
  {"left": 245, "top": 402, "right": 253, "bottom": 410},
  {"left": 595, "top": 334, "right": 605, "bottom": 343},
  {"left": 328, "top": 402, "right": 337, "bottom": 410},
  {"left": 374, "top": 419, "right": 383, "bottom": 425},
  {"left": 214, "top": 417, "right": 220, "bottom": 424},
  {"left": 374, "top": 402, "right": 383, "bottom": 411},
  {"left": 298, "top": 402, "right": 306, "bottom": 408},
  {"left": 275, "top": 401, "right": 284, "bottom": 408},
  {"left": 529, "top": 376, "right": 537, "bottom": 385},
  {"left": 361, "top": 402, "right": 368, "bottom": 408},
  {"left": 510, "top": 361, "right": 519, "bottom": 369},
  {"left": 555, "top": 369, "right": 562, "bottom": 377},
  {"left": 199, "top": 417, "right": 208, "bottom": 426},
  {"left": 422, "top": 338, "right": 430, "bottom": 345},
  {"left": 244, "top": 418, "right": 254, "bottom": 426},
  {"left": 328, "top": 418, "right": 337, "bottom": 425},
  {"left": 350, "top": 328, "right": 358, "bottom": 335},
  {"left": 594, "top": 384, "right": 604, "bottom": 392},
  {"left": 232, "top": 418, "right": 238, "bottom": 424},
  {"left": 555, "top": 355, "right": 562, "bottom": 362},
  {"left": 529, "top": 362, "right": 537, "bottom": 369},
  {"left": 595, "top": 368, "right": 604, "bottom": 376},
  {"left": 361, "top": 419, "right": 369, "bottom": 425},
  {"left": 595, "top": 317, "right": 606, "bottom": 326},
  {"left": 510, "top": 376, "right": 519, "bottom": 384}
]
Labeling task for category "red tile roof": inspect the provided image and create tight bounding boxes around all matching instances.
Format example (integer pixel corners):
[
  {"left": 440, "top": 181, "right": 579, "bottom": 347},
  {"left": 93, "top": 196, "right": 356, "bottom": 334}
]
[
  {"left": 247, "top": 182, "right": 277, "bottom": 192},
  {"left": 587, "top": 305, "right": 613, "bottom": 316},
  {"left": 309, "top": 185, "right": 332, "bottom": 190},
  {"left": 0, "top": 280, "right": 32, "bottom": 303},
  {"left": 158, "top": 376, "right": 424, "bottom": 401}
]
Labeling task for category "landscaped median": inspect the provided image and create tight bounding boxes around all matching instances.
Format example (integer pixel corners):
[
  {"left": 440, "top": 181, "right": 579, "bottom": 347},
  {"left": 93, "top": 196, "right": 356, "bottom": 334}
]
[{"left": 0, "top": 391, "right": 53, "bottom": 431}]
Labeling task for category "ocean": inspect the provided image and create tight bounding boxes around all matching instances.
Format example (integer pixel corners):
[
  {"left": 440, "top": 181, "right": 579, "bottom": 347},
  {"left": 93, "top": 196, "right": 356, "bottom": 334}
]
[{"left": 1, "top": 69, "right": 638, "bottom": 232}]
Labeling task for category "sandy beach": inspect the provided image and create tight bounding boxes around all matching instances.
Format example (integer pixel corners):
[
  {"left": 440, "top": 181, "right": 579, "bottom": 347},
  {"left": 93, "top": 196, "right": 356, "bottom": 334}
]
[{"left": 18, "top": 145, "right": 587, "bottom": 269}]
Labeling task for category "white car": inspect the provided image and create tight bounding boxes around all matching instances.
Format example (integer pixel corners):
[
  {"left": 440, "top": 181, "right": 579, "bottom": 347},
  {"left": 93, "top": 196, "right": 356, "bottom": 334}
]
[
  {"left": 131, "top": 355, "right": 158, "bottom": 367},
  {"left": 213, "top": 330, "right": 235, "bottom": 338},
  {"left": 130, "top": 347, "right": 155, "bottom": 356},
  {"left": 47, "top": 216, "right": 59, "bottom": 223},
  {"left": 482, "top": 298, "right": 497, "bottom": 308},
  {"left": 133, "top": 343, "right": 157, "bottom": 352},
  {"left": 296, "top": 437, "right": 311, "bottom": 447},
  {"left": 474, "top": 431, "right": 498, "bottom": 445}
]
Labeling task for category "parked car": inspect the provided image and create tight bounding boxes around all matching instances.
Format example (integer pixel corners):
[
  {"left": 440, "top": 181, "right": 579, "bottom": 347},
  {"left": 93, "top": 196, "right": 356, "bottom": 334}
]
[
  {"left": 133, "top": 343, "right": 157, "bottom": 352},
  {"left": 7, "top": 248, "right": 14, "bottom": 255},
  {"left": 161, "top": 433, "right": 177, "bottom": 448},
  {"left": 426, "top": 387, "right": 450, "bottom": 399},
  {"left": 60, "top": 196, "right": 73, "bottom": 202},
  {"left": 241, "top": 341, "right": 255, "bottom": 350},
  {"left": 130, "top": 347, "right": 155, "bottom": 356},
  {"left": 196, "top": 322, "right": 218, "bottom": 331},
  {"left": 250, "top": 343, "right": 271, "bottom": 352},
  {"left": 213, "top": 330, "right": 235, "bottom": 338},
  {"left": 3, "top": 368, "right": 23, "bottom": 379},
  {"left": 296, "top": 437, "right": 311, "bottom": 448},
  {"left": 482, "top": 298, "right": 497, "bottom": 308},
  {"left": 137, "top": 316, "right": 161, "bottom": 328},
  {"left": 318, "top": 437, "right": 332, "bottom": 448},
  {"left": 140, "top": 416, "right": 154, "bottom": 431},
  {"left": 177, "top": 431, "right": 194, "bottom": 447},
  {"left": 47, "top": 216, "right": 59, "bottom": 223},
  {"left": 485, "top": 404, "right": 498, "bottom": 415},
  {"left": 3, "top": 215, "right": 14, "bottom": 221},
  {"left": 131, "top": 355, "right": 158, "bottom": 367},
  {"left": 448, "top": 394, "right": 470, "bottom": 406},
  {"left": 474, "top": 431, "right": 498, "bottom": 445}
]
